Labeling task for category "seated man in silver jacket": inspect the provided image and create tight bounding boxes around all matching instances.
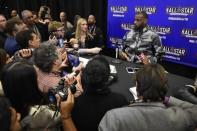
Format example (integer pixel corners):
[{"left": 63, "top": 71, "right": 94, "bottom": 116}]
[{"left": 120, "top": 11, "right": 163, "bottom": 64}]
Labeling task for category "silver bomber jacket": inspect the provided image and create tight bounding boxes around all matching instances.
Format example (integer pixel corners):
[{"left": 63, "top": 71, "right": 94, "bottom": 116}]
[{"left": 122, "top": 26, "right": 163, "bottom": 62}]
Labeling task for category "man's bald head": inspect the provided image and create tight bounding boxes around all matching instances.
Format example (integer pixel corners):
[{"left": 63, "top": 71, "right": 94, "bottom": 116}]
[
  {"left": 88, "top": 15, "right": 96, "bottom": 26},
  {"left": 21, "top": 10, "right": 34, "bottom": 26}
]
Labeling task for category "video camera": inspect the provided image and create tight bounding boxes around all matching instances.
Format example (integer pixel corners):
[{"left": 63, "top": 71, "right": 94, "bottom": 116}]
[{"left": 47, "top": 78, "right": 77, "bottom": 104}]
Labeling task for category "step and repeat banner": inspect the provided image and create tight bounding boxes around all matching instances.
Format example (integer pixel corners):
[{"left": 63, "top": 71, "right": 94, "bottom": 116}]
[{"left": 107, "top": 0, "right": 197, "bottom": 67}]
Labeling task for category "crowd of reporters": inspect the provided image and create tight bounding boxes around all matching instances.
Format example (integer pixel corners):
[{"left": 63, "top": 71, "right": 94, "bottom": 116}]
[{"left": 0, "top": 6, "right": 197, "bottom": 131}]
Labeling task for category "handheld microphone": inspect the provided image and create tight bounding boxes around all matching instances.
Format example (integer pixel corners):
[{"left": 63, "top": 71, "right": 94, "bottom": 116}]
[{"left": 115, "top": 48, "right": 119, "bottom": 59}]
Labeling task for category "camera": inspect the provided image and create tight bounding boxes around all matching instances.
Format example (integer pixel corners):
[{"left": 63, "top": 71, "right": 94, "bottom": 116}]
[{"left": 47, "top": 78, "right": 77, "bottom": 104}]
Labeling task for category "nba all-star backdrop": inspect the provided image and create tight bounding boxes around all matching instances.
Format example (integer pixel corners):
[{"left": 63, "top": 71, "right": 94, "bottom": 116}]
[{"left": 107, "top": 0, "right": 197, "bottom": 67}]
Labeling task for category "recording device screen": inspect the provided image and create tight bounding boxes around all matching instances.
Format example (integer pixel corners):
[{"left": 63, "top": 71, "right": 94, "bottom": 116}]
[{"left": 126, "top": 67, "right": 139, "bottom": 73}]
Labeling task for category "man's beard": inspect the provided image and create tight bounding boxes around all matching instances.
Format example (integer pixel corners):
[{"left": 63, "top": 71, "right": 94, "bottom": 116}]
[
  {"left": 88, "top": 22, "right": 94, "bottom": 26},
  {"left": 134, "top": 24, "right": 145, "bottom": 32}
]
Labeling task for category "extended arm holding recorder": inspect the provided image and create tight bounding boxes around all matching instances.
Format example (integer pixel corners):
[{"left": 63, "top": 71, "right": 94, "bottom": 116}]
[{"left": 56, "top": 88, "right": 77, "bottom": 131}]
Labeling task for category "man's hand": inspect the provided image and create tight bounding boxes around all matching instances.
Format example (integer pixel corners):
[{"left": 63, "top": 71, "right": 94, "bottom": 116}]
[
  {"left": 63, "top": 73, "right": 75, "bottom": 85},
  {"left": 90, "top": 47, "right": 102, "bottom": 54},
  {"left": 137, "top": 53, "right": 150, "bottom": 65},
  {"left": 18, "top": 49, "right": 32, "bottom": 58},
  {"left": 60, "top": 51, "right": 69, "bottom": 68},
  {"left": 49, "top": 35, "right": 58, "bottom": 44},
  {"left": 61, "top": 58, "right": 69, "bottom": 68},
  {"left": 119, "top": 52, "right": 129, "bottom": 61},
  {"left": 69, "top": 38, "right": 78, "bottom": 45},
  {"left": 56, "top": 88, "right": 74, "bottom": 119},
  {"left": 72, "top": 62, "right": 84, "bottom": 73},
  {"left": 56, "top": 88, "right": 77, "bottom": 131},
  {"left": 74, "top": 71, "right": 83, "bottom": 97}
]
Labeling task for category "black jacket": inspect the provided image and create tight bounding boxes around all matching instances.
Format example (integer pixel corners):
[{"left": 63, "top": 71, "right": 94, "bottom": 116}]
[
  {"left": 0, "top": 31, "right": 7, "bottom": 48},
  {"left": 72, "top": 89, "right": 129, "bottom": 131},
  {"left": 36, "top": 22, "right": 49, "bottom": 42}
]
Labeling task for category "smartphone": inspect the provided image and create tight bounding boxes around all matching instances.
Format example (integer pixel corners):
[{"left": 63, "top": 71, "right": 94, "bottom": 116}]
[
  {"left": 126, "top": 67, "right": 139, "bottom": 73},
  {"left": 126, "top": 67, "right": 135, "bottom": 73}
]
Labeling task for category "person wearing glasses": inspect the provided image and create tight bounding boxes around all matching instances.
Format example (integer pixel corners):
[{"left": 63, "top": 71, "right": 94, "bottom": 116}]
[{"left": 48, "top": 21, "right": 67, "bottom": 48}]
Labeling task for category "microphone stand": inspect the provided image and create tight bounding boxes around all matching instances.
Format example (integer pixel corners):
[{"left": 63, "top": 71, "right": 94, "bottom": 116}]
[{"left": 112, "top": 42, "right": 121, "bottom": 64}]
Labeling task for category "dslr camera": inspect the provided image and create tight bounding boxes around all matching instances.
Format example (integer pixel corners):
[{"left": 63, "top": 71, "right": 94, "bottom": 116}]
[{"left": 48, "top": 78, "right": 77, "bottom": 104}]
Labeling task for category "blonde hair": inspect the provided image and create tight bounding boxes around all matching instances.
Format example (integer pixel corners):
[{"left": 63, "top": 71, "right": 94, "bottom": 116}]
[{"left": 75, "top": 18, "right": 92, "bottom": 40}]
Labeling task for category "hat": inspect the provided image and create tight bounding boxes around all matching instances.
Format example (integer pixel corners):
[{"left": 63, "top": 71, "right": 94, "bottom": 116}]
[{"left": 48, "top": 21, "right": 63, "bottom": 32}]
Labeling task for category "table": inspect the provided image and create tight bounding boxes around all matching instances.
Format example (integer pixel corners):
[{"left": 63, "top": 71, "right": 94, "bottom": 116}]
[{"left": 81, "top": 55, "right": 194, "bottom": 102}]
